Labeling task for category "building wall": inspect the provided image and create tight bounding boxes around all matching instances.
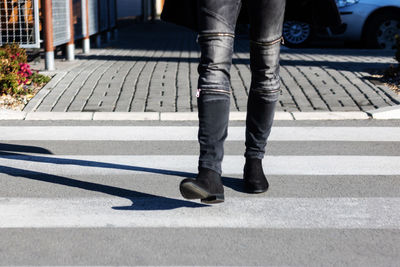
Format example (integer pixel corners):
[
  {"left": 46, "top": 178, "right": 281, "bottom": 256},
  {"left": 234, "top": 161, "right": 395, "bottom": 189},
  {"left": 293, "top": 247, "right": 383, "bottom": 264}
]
[
  {"left": 117, "top": 0, "right": 163, "bottom": 18},
  {"left": 117, "top": 0, "right": 141, "bottom": 18}
]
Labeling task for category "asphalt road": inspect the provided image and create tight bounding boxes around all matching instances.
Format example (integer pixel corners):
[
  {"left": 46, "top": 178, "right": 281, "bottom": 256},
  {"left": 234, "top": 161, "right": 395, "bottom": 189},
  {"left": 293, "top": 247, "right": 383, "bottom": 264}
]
[{"left": 0, "top": 119, "right": 399, "bottom": 266}]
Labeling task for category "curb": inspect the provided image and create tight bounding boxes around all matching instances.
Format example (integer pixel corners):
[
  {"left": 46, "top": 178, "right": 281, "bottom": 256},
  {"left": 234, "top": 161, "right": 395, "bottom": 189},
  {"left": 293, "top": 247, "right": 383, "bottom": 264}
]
[
  {"left": 0, "top": 111, "right": 387, "bottom": 121},
  {"left": 2, "top": 106, "right": 400, "bottom": 121},
  {"left": 367, "top": 105, "right": 400, "bottom": 120},
  {"left": 291, "top": 112, "right": 370, "bottom": 120}
]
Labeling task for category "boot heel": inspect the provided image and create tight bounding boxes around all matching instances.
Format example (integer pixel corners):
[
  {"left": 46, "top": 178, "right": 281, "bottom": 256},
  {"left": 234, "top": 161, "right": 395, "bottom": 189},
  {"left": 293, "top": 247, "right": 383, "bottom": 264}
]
[{"left": 201, "top": 194, "right": 225, "bottom": 204}]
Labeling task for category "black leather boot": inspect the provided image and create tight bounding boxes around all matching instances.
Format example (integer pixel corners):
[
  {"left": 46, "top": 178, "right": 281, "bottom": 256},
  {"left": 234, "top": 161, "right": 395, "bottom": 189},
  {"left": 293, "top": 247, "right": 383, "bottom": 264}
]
[
  {"left": 179, "top": 167, "right": 224, "bottom": 204},
  {"left": 243, "top": 158, "right": 269, "bottom": 193}
]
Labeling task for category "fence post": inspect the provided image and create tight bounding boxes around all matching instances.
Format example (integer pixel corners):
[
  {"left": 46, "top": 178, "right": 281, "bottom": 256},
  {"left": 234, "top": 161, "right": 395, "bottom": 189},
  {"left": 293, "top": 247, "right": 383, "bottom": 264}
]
[
  {"left": 142, "top": 0, "right": 149, "bottom": 21},
  {"left": 43, "top": 0, "right": 55, "bottom": 70},
  {"left": 151, "top": 0, "right": 155, "bottom": 21},
  {"left": 113, "top": 0, "right": 118, "bottom": 40},
  {"left": 83, "top": 0, "right": 90, "bottom": 53},
  {"left": 96, "top": 0, "right": 102, "bottom": 47},
  {"left": 66, "top": 0, "right": 75, "bottom": 60},
  {"left": 105, "top": 0, "right": 111, "bottom": 42}
]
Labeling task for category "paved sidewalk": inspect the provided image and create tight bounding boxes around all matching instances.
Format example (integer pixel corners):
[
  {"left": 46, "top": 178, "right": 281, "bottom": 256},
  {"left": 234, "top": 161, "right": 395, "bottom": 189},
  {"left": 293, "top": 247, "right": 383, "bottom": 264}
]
[{"left": 26, "top": 21, "right": 400, "bottom": 114}]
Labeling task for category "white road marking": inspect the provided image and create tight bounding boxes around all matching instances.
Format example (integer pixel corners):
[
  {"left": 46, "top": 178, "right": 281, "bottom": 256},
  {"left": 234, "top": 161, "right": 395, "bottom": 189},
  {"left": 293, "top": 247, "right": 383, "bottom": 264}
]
[
  {"left": 1, "top": 155, "right": 400, "bottom": 175},
  {"left": 0, "top": 197, "right": 399, "bottom": 229},
  {"left": 0, "top": 126, "right": 399, "bottom": 141}
]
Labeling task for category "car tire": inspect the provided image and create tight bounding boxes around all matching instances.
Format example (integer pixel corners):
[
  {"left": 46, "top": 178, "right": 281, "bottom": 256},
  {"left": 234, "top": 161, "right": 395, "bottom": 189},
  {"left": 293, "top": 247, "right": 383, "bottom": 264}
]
[
  {"left": 364, "top": 11, "right": 400, "bottom": 49},
  {"left": 282, "top": 20, "right": 313, "bottom": 48}
]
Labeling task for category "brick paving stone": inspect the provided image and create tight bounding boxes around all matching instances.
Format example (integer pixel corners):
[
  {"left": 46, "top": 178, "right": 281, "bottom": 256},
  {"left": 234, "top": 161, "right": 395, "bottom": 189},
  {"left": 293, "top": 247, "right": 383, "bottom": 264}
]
[
  {"left": 51, "top": 60, "right": 106, "bottom": 112},
  {"left": 37, "top": 48, "right": 112, "bottom": 112},
  {"left": 66, "top": 49, "right": 128, "bottom": 111},
  {"left": 36, "top": 61, "right": 92, "bottom": 112},
  {"left": 82, "top": 50, "right": 131, "bottom": 112},
  {"left": 116, "top": 47, "right": 162, "bottom": 112},
  {"left": 30, "top": 21, "right": 399, "bottom": 114},
  {"left": 176, "top": 37, "right": 192, "bottom": 112}
]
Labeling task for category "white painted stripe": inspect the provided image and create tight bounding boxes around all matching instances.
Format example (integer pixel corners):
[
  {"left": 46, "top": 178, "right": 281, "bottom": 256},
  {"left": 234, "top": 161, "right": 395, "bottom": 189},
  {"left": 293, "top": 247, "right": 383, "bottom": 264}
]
[
  {"left": 1, "top": 155, "right": 400, "bottom": 175},
  {"left": 1, "top": 197, "right": 399, "bottom": 229},
  {"left": 0, "top": 126, "right": 399, "bottom": 141}
]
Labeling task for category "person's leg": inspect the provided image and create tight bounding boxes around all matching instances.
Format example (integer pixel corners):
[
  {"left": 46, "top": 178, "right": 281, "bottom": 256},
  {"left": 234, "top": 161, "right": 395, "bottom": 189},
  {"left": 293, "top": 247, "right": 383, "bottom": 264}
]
[
  {"left": 244, "top": 0, "right": 286, "bottom": 193},
  {"left": 179, "top": 0, "right": 241, "bottom": 203},
  {"left": 197, "top": 0, "right": 242, "bottom": 175}
]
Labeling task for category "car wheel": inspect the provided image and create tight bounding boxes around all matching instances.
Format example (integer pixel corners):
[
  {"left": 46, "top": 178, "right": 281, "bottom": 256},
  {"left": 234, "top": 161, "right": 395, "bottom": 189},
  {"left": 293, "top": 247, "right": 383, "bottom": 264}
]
[
  {"left": 364, "top": 12, "right": 400, "bottom": 49},
  {"left": 282, "top": 20, "right": 312, "bottom": 48}
]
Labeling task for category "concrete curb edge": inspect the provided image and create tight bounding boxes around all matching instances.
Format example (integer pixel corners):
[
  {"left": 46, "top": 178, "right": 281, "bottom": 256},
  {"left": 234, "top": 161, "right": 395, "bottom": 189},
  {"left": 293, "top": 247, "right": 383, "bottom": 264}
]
[
  {"left": 0, "top": 111, "right": 393, "bottom": 121},
  {"left": 366, "top": 105, "right": 400, "bottom": 120}
]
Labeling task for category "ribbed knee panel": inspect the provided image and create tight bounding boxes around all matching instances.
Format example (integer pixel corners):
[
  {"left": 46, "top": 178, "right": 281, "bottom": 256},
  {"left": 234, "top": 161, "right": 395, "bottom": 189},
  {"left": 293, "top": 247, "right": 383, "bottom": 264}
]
[
  {"left": 249, "top": 37, "right": 283, "bottom": 103},
  {"left": 197, "top": 34, "right": 235, "bottom": 93}
]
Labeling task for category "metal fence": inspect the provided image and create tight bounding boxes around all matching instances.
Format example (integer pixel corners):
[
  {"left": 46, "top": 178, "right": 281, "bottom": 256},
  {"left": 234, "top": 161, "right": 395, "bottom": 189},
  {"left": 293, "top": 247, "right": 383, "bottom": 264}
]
[
  {"left": 98, "top": 0, "right": 108, "bottom": 32},
  {"left": 0, "top": 0, "right": 40, "bottom": 48},
  {"left": 109, "top": 0, "right": 116, "bottom": 28},
  {"left": 1, "top": 0, "right": 117, "bottom": 69},
  {"left": 73, "top": 0, "right": 84, "bottom": 39},
  {"left": 43, "top": 0, "right": 117, "bottom": 69},
  {"left": 50, "top": 0, "right": 115, "bottom": 47},
  {"left": 87, "top": 0, "right": 99, "bottom": 36},
  {"left": 51, "top": 0, "right": 70, "bottom": 46}
]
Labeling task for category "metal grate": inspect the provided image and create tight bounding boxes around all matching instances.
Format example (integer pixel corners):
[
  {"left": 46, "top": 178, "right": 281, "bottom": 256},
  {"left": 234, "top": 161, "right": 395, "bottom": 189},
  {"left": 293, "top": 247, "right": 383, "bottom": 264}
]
[
  {"left": 109, "top": 0, "right": 115, "bottom": 28},
  {"left": 73, "top": 0, "right": 83, "bottom": 39},
  {"left": 0, "top": 0, "right": 40, "bottom": 48},
  {"left": 52, "top": 0, "right": 70, "bottom": 46},
  {"left": 98, "top": 0, "right": 108, "bottom": 31},
  {"left": 87, "top": 0, "right": 98, "bottom": 35}
]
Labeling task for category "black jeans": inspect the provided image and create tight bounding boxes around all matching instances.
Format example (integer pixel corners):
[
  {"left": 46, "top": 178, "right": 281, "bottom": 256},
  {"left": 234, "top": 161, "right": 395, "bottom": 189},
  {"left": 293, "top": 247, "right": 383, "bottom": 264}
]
[{"left": 197, "top": 0, "right": 286, "bottom": 175}]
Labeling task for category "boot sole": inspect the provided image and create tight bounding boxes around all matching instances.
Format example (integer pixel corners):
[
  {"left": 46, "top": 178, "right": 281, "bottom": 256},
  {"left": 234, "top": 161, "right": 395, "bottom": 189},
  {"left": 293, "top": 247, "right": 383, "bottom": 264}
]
[
  {"left": 244, "top": 183, "right": 268, "bottom": 194},
  {"left": 244, "top": 187, "right": 268, "bottom": 194},
  {"left": 180, "top": 181, "right": 224, "bottom": 204}
]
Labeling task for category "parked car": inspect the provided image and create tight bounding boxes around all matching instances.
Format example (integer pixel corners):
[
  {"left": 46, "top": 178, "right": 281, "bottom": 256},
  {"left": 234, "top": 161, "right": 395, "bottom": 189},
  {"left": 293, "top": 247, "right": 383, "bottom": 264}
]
[{"left": 283, "top": 0, "right": 400, "bottom": 49}]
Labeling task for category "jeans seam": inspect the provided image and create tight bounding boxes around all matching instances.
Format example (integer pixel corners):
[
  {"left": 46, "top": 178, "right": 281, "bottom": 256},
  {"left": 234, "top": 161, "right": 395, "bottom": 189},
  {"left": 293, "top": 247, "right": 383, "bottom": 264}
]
[
  {"left": 250, "top": 36, "right": 284, "bottom": 46},
  {"left": 200, "top": 7, "right": 235, "bottom": 31}
]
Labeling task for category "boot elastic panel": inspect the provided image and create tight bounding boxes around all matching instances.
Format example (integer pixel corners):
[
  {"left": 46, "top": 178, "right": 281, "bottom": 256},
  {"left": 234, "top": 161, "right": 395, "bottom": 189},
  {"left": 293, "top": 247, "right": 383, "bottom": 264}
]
[{"left": 243, "top": 158, "right": 269, "bottom": 194}]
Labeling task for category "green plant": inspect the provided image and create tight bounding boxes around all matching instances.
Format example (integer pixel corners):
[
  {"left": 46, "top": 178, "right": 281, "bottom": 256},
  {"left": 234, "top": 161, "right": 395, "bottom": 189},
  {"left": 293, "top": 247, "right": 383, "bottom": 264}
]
[
  {"left": 0, "top": 43, "right": 27, "bottom": 63},
  {"left": 0, "top": 43, "right": 50, "bottom": 96},
  {"left": 0, "top": 72, "right": 20, "bottom": 94},
  {"left": 30, "top": 72, "right": 51, "bottom": 86}
]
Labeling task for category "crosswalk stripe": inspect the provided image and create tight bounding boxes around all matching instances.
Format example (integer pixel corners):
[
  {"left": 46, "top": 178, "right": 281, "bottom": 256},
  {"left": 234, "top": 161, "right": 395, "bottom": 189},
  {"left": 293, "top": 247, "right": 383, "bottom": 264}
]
[
  {"left": 0, "top": 126, "right": 399, "bottom": 141},
  {"left": 1, "top": 155, "right": 400, "bottom": 175},
  {"left": 0, "top": 197, "right": 399, "bottom": 229}
]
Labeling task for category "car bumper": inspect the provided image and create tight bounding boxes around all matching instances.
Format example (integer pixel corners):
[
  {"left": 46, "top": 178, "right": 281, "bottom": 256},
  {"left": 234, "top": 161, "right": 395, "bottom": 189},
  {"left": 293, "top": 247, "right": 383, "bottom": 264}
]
[{"left": 336, "top": 3, "right": 381, "bottom": 41}]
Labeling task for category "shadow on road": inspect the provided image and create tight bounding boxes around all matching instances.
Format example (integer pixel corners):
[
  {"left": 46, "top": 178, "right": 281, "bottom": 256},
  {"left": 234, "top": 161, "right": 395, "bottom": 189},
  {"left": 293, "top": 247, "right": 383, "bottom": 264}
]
[
  {"left": 0, "top": 148, "right": 246, "bottom": 210},
  {"left": 0, "top": 143, "right": 53, "bottom": 155},
  {"left": 73, "top": 53, "right": 393, "bottom": 73}
]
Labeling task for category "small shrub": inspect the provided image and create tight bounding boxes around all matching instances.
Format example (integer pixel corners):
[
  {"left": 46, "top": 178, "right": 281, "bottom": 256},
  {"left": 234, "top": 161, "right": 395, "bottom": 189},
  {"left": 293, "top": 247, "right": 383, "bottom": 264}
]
[
  {"left": 0, "top": 43, "right": 50, "bottom": 96},
  {"left": 30, "top": 72, "right": 51, "bottom": 86}
]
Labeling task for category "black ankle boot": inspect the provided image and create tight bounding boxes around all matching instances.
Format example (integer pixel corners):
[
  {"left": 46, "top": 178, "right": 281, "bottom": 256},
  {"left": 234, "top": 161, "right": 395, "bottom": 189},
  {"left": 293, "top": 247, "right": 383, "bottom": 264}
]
[
  {"left": 243, "top": 158, "right": 269, "bottom": 193},
  {"left": 180, "top": 167, "right": 224, "bottom": 204}
]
